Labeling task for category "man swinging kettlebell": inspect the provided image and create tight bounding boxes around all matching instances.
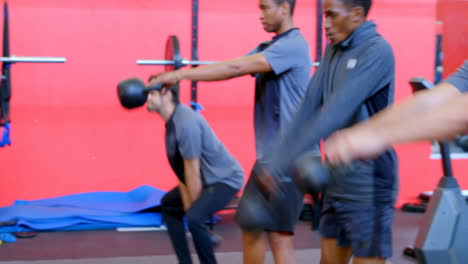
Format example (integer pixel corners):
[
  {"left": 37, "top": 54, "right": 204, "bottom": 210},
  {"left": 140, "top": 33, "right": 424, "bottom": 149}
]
[{"left": 117, "top": 77, "right": 244, "bottom": 264}]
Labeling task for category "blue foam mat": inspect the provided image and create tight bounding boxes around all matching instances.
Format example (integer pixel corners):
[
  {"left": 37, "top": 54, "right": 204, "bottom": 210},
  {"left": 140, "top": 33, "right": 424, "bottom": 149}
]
[
  {"left": 13, "top": 185, "right": 164, "bottom": 213},
  {"left": 0, "top": 185, "right": 165, "bottom": 232}
]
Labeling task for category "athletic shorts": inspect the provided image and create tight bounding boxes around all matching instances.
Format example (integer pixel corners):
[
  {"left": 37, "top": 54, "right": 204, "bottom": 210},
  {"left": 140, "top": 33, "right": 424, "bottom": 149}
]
[{"left": 319, "top": 199, "right": 394, "bottom": 259}]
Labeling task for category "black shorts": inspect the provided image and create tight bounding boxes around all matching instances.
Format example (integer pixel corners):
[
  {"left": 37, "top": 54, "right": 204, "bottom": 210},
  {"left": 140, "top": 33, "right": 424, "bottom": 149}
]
[
  {"left": 235, "top": 176, "right": 303, "bottom": 234},
  {"left": 319, "top": 199, "right": 394, "bottom": 259}
]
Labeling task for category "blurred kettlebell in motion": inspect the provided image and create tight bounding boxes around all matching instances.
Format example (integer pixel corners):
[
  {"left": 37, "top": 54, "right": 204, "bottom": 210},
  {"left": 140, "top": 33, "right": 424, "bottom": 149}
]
[{"left": 293, "top": 152, "right": 331, "bottom": 194}]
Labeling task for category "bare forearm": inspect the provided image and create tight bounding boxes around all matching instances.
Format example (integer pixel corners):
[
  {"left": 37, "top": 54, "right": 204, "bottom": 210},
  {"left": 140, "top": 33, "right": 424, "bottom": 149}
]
[
  {"left": 183, "top": 159, "right": 202, "bottom": 204},
  {"left": 178, "top": 183, "right": 191, "bottom": 210},
  {"left": 176, "top": 54, "right": 270, "bottom": 82},
  {"left": 185, "top": 179, "right": 202, "bottom": 203},
  {"left": 376, "top": 93, "right": 468, "bottom": 144},
  {"left": 364, "top": 82, "right": 461, "bottom": 129},
  {"left": 177, "top": 60, "right": 243, "bottom": 81},
  {"left": 325, "top": 80, "right": 467, "bottom": 165}
]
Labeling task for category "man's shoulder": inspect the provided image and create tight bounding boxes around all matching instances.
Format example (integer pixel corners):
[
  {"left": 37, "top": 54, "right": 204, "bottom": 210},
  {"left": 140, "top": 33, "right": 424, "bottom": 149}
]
[
  {"left": 287, "top": 29, "right": 308, "bottom": 43},
  {"left": 275, "top": 29, "right": 308, "bottom": 47},
  {"left": 366, "top": 33, "right": 393, "bottom": 53},
  {"left": 173, "top": 105, "right": 201, "bottom": 127},
  {"left": 446, "top": 61, "right": 468, "bottom": 93},
  {"left": 459, "top": 60, "right": 468, "bottom": 73},
  {"left": 355, "top": 34, "right": 394, "bottom": 64},
  {"left": 289, "top": 28, "right": 306, "bottom": 38}
]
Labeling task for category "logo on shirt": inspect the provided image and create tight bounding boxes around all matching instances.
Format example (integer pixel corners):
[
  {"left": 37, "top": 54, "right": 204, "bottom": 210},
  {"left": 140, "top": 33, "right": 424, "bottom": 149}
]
[{"left": 347, "top": 59, "right": 358, "bottom": 69}]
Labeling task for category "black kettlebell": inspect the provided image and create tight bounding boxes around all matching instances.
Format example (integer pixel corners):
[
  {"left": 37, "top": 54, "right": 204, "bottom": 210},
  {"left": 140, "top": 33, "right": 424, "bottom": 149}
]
[
  {"left": 293, "top": 152, "right": 331, "bottom": 194},
  {"left": 117, "top": 78, "right": 164, "bottom": 109},
  {"left": 235, "top": 189, "right": 274, "bottom": 231}
]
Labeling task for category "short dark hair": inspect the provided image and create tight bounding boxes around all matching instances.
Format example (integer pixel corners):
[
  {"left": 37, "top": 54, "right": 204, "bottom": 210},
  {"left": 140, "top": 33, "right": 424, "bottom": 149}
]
[
  {"left": 340, "top": 0, "right": 372, "bottom": 17},
  {"left": 274, "top": 0, "right": 296, "bottom": 16},
  {"left": 166, "top": 85, "right": 180, "bottom": 104}
]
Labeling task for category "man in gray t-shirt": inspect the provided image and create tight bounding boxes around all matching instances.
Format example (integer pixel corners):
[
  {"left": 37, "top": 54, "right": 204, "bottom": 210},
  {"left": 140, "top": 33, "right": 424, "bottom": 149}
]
[
  {"left": 248, "top": 30, "right": 312, "bottom": 160},
  {"left": 326, "top": 60, "right": 468, "bottom": 164},
  {"left": 147, "top": 85, "right": 244, "bottom": 264},
  {"left": 150, "top": 0, "right": 312, "bottom": 263}
]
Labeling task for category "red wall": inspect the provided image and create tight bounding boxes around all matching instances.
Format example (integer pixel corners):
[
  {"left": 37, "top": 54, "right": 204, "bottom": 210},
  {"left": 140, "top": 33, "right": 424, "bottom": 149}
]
[
  {"left": 1, "top": 0, "right": 465, "bottom": 208},
  {"left": 437, "top": 0, "right": 468, "bottom": 77}
]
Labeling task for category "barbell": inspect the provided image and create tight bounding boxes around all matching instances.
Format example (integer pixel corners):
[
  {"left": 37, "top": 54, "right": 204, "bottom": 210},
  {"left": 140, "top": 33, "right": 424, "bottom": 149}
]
[
  {"left": 0, "top": 56, "right": 66, "bottom": 63},
  {"left": 137, "top": 35, "right": 213, "bottom": 71},
  {"left": 137, "top": 35, "right": 319, "bottom": 70}
]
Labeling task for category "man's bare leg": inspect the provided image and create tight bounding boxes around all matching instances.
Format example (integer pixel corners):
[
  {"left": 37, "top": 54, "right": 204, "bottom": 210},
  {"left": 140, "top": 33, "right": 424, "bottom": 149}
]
[
  {"left": 242, "top": 230, "right": 266, "bottom": 264},
  {"left": 267, "top": 231, "right": 297, "bottom": 264}
]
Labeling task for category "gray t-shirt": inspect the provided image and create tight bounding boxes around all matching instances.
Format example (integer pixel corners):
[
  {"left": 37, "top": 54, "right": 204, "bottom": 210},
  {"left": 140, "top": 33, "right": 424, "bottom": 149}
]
[
  {"left": 446, "top": 60, "right": 468, "bottom": 93},
  {"left": 249, "top": 28, "right": 312, "bottom": 159},
  {"left": 165, "top": 104, "right": 244, "bottom": 190}
]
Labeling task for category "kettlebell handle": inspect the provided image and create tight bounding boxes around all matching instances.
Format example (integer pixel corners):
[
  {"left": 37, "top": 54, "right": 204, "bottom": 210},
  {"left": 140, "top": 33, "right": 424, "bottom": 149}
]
[{"left": 144, "top": 83, "right": 165, "bottom": 93}]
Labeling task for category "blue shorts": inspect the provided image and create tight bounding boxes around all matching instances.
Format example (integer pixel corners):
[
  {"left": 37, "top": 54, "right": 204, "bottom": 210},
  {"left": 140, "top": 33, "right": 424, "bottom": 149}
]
[{"left": 319, "top": 200, "right": 394, "bottom": 259}]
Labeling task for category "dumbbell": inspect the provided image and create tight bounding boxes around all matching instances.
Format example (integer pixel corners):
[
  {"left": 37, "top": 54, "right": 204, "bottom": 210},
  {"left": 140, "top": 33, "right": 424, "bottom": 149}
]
[
  {"left": 117, "top": 78, "right": 165, "bottom": 109},
  {"left": 292, "top": 152, "right": 331, "bottom": 194}
]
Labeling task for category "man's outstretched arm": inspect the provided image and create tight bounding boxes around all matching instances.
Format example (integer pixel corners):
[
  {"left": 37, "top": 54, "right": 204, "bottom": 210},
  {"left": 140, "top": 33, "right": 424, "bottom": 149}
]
[
  {"left": 326, "top": 82, "right": 467, "bottom": 165},
  {"left": 150, "top": 53, "right": 273, "bottom": 86},
  {"left": 383, "top": 92, "right": 468, "bottom": 142}
]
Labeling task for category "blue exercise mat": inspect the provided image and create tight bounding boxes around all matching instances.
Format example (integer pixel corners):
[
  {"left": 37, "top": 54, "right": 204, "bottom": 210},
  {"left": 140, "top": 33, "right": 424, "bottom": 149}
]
[
  {"left": 0, "top": 185, "right": 165, "bottom": 232},
  {"left": 13, "top": 185, "right": 164, "bottom": 213},
  {"left": 0, "top": 212, "right": 162, "bottom": 232}
]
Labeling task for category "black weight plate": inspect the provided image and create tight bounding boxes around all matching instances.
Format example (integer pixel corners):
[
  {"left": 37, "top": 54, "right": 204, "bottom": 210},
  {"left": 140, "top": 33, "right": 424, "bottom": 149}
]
[{"left": 165, "top": 35, "right": 183, "bottom": 71}]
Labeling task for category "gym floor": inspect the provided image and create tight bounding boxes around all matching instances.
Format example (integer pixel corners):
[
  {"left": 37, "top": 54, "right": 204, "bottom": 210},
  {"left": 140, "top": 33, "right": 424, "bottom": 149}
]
[{"left": 0, "top": 210, "right": 421, "bottom": 264}]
